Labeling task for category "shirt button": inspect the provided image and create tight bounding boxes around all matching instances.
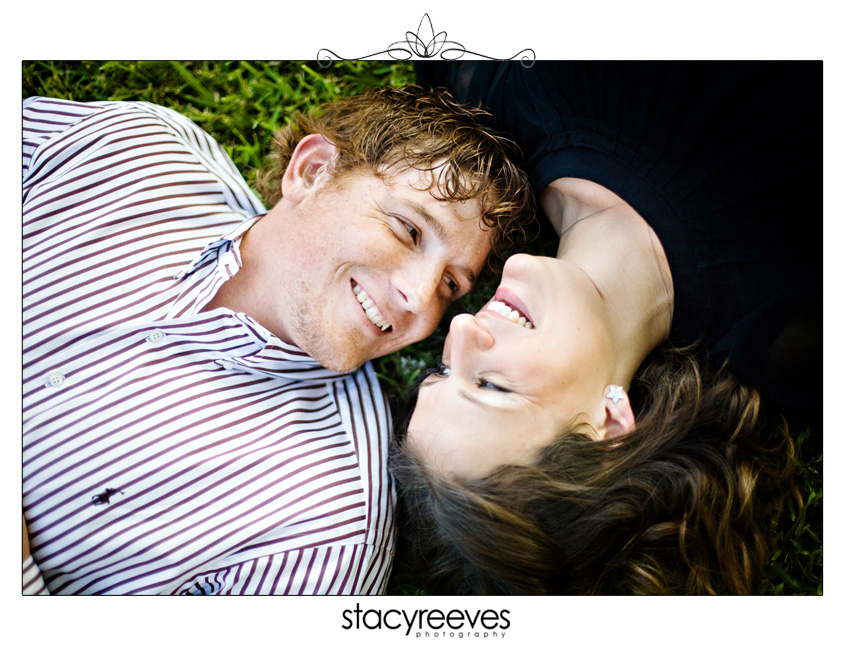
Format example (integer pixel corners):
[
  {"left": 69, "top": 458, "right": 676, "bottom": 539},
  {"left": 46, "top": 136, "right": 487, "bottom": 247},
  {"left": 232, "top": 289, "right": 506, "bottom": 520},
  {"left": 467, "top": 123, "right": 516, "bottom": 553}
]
[
  {"left": 45, "top": 372, "right": 66, "bottom": 388},
  {"left": 146, "top": 329, "right": 165, "bottom": 343},
  {"left": 221, "top": 360, "right": 235, "bottom": 370}
]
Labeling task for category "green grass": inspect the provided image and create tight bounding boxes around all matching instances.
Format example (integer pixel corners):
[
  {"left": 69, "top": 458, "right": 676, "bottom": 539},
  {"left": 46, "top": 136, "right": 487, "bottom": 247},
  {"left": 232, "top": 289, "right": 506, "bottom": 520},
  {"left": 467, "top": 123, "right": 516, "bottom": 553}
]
[
  {"left": 23, "top": 60, "right": 414, "bottom": 193},
  {"left": 759, "top": 428, "right": 823, "bottom": 595},
  {"left": 22, "top": 60, "right": 822, "bottom": 596}
]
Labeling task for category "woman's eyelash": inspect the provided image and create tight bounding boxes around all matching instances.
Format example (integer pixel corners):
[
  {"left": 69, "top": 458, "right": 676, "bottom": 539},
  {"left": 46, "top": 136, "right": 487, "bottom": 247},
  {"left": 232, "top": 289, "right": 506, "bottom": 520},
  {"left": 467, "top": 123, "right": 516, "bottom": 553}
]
[
  {"left": 422, "top": 360, "right": 451, "bottom": 380},
  {"left": 427, "top": 361, "right": 509, "bottom": 393},
  {"left": 478, "top": 379, "right": 509, "bottom": 393}
]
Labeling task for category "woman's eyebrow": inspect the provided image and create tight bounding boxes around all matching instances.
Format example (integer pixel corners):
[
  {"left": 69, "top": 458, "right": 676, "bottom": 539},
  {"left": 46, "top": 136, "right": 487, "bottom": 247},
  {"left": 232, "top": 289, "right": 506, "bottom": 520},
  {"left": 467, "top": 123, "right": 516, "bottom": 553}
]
[
  {"left": 419, "top": 373, "right": 444, "bottom": 388},
  {"left": 457, "top": 386, "right": 490, "bottom": 407}
]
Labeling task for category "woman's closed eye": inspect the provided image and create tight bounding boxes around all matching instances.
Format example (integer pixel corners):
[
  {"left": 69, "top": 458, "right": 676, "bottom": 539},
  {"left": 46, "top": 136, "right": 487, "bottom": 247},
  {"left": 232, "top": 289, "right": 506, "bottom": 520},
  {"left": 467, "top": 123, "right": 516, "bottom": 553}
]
[
  {"left": 477, "top": 378, "right": 510, "bottom": 393},
  {"left": 431, "top": 359, "right": 451, "bottom": 377},
  {"left": 431, "top": 361, "right": 510, "bottom": 393}
]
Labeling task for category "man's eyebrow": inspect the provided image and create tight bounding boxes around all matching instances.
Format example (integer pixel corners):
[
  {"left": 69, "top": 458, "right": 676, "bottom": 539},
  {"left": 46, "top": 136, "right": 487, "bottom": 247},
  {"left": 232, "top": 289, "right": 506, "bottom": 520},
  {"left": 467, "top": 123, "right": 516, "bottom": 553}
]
[
  {"left": 400, "top": 199, "right": 479, "bottom": 288},
  {"left": 402, "top": 199, "right": 446, "bottom": 239}
]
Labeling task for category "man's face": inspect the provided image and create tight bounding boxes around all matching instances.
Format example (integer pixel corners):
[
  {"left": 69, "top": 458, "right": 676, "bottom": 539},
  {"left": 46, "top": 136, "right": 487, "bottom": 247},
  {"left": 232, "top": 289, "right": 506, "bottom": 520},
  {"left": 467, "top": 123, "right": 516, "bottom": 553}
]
[{"left": 250, "top": 165, "right": 492, "bottom": 372}]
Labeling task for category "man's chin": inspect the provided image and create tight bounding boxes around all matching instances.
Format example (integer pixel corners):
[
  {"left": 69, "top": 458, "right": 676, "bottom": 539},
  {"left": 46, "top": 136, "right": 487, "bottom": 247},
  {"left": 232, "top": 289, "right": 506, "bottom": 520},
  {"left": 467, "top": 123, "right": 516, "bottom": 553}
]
[
  {"left": 318, "top": 356, "right": 364, "bottom": 374},
  {"left": 302, "top": 339, "right": 373, "bottom": 374}
]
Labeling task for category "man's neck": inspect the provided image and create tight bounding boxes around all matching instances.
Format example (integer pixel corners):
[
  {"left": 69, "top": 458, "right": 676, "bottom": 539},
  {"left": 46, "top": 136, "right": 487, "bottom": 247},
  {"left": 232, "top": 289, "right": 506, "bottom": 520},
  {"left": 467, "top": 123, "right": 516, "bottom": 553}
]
[{"left": 201, "top": 206, "right": 296, "bottom": 346}]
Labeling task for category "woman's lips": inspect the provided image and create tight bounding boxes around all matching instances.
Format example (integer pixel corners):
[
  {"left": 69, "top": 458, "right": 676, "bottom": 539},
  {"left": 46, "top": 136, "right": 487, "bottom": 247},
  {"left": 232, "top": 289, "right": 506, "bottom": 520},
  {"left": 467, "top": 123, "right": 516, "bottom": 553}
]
[
  {"left": 490, "top": 287, "right": 534, "bottom": 328},
  {"left": 480, "top": 285, "right": 535, "bottom": 328}
]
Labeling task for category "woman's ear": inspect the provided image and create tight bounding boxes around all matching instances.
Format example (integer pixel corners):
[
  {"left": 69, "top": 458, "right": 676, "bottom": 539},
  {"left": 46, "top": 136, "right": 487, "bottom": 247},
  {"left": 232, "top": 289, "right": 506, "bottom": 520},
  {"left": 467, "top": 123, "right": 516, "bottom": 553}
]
[
  {"left": 280, "top": 134, "right": 338, "bottom": 204},
  {"left": 599, "top": 385, "right": 636, "bottom": 439}
]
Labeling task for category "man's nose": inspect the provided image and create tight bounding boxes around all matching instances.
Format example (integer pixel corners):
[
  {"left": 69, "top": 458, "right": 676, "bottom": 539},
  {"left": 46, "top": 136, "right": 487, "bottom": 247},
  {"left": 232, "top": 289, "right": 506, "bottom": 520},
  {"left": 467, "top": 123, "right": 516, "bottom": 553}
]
[{"left": 394, "top": 263, "right": 442, "bottom": 315}]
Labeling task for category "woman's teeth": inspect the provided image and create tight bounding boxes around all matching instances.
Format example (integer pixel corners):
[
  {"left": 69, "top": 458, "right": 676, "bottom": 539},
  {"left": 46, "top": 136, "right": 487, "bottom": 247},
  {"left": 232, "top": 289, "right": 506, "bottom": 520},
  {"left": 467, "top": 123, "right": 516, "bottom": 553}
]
[
  {"left": 353, "top": 284, "right": 391, "bottom": 331},
  {"left": 487, "top": 300, "right": 534, "bottom": 329}
]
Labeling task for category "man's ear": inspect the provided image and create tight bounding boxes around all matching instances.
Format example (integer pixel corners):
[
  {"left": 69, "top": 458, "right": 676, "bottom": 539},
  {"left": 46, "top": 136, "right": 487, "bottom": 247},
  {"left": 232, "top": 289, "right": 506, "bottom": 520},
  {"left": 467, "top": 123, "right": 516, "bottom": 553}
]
[
  {"left": 599, "top": 385, "right": 636, "bottom": 439},
  {"left": 280, "top": 134, "right": 338, "bottom": 204}
]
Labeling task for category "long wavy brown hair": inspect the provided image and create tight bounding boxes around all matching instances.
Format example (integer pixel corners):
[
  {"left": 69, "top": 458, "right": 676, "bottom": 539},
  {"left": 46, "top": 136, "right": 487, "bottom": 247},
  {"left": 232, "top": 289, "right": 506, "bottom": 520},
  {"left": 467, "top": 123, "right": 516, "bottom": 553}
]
[
  {"left": 390, "top": 344, "right": 797, "bottom": 594},
  {"left": 257, "top": 85, "right": 535, "bottom": 264}
]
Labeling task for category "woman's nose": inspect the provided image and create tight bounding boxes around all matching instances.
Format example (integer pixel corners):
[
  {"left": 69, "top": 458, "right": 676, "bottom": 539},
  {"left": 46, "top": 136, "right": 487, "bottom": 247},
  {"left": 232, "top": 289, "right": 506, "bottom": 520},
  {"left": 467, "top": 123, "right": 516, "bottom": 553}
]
[
  {"left": 501, "top": 252, "right": 539, "bottom": 281},
  {"left": 446, "top": 314, "right": 495, "bottom": 361}
]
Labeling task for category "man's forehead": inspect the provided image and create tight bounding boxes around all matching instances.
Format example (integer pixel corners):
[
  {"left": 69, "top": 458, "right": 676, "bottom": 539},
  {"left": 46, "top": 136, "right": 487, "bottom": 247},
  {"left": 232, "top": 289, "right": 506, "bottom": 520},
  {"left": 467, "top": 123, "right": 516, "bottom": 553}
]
[
  {"left": 384, "top": 168, "right": 489, "bottom": 229},
  {"left": 380, "top": 162, "right": 483, "bottom": 205}
]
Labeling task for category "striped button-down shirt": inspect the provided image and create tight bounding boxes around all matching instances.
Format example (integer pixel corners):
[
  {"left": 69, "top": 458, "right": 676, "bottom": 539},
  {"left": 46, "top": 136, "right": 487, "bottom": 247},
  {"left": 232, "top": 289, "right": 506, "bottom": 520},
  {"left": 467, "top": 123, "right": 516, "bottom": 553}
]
[{"left": 22, "top": 97, "right": 395, "bottom": 595}]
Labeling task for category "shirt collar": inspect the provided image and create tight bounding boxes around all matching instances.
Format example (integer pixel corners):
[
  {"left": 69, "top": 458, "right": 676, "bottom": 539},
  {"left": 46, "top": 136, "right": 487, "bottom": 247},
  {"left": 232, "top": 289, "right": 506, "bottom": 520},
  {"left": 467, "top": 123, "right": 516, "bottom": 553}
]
[
  {"left": 232, "top": 313, "right": 352, "bottom": 382},
  {"left": 176, "top": 215, "right": 354, "bottom": 382},
  {"left": 174, "top": 214, "right": 263, "bottom": 281}
]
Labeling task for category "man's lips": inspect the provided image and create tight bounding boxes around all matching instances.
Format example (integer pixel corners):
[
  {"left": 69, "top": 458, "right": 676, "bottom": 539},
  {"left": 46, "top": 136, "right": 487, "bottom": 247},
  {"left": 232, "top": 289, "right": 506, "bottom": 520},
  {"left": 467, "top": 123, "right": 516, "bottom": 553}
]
[{"left": 352, "top": 280, "right": 392, "bottom": 332}]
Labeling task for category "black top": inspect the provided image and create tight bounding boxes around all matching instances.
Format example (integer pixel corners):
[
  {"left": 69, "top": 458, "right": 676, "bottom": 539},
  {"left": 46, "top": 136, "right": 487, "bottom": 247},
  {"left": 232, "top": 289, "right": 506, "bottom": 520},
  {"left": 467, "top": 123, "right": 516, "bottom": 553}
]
[{"left": 417, "top": 61, "right": 822, "bottom": 426}]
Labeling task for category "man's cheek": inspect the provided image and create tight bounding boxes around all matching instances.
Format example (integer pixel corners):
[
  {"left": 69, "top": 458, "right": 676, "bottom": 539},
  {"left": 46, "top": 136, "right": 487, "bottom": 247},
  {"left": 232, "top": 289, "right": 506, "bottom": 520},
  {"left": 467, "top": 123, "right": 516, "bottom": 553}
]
[{"left": 418, "top": 313, "right": 444, "bottom": 340}]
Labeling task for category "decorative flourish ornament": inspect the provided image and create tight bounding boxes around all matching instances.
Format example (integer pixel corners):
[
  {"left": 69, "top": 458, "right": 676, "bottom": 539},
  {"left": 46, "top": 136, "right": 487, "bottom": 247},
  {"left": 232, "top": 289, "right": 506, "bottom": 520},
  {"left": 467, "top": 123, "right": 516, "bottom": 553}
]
[
  {"left": 318, "top": 14, "right": 535, "bottom": 67},
  {"left": 605, "top": 385, "right": 625, "bottom": 404}
]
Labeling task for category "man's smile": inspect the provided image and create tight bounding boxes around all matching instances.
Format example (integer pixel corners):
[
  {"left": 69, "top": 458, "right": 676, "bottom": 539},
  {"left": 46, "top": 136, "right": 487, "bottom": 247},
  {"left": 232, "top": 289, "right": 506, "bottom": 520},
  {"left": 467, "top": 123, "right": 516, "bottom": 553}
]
[{"left": 352, "top": 280, "right": 393, "bottom": 332}]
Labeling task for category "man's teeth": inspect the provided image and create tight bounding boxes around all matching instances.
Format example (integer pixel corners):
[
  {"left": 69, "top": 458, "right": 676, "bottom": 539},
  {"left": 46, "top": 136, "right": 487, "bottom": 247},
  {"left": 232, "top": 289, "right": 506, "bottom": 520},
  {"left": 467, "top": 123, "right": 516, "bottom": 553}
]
[
  {"left": 353, "top": 284, "right": 391, "bottom": 331},
  {"left": 487, "top": 300, "right": 533, "bottom": 329}
]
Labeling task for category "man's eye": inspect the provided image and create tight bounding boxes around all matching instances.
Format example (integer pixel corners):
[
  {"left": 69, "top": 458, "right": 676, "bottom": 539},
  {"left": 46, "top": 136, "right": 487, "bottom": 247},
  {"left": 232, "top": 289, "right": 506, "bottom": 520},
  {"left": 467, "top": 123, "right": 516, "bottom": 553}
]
[
  {"left": 443, "top": 276, "right": 459, "bottom": 296},
  {"left": 395, "top": 216, "right": 419, "bottom": 244}
]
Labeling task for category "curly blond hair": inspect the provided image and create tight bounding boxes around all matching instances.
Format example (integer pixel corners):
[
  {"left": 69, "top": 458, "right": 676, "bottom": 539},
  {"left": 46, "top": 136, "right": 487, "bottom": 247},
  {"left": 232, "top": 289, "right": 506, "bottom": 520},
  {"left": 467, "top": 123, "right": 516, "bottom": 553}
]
[{"left": 257, "top": 85, "right": 535, "bottom": 264}]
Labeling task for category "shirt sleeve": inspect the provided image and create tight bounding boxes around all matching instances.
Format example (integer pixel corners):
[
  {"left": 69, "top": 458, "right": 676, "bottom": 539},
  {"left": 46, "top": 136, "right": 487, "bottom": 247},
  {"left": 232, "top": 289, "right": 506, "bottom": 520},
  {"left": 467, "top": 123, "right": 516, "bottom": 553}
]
[
  {"left": 176, "top": 542, "right": 393, "bottom": 596},
  {"left": 22, "top": 96, "right": 265, "bottom": 216},
  {"left": 22, "top": 96, "right": 106, "bottom": 183},
  {"left": 23, "top": 555, "right": 49, "bottom": 595}
]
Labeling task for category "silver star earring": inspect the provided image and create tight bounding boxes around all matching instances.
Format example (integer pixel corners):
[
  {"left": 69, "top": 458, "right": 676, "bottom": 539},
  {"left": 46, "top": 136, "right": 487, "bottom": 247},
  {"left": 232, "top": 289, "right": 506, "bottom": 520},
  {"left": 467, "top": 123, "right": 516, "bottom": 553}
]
[{"left": 605, "top": 385, "right": 625, "bottom": 404}]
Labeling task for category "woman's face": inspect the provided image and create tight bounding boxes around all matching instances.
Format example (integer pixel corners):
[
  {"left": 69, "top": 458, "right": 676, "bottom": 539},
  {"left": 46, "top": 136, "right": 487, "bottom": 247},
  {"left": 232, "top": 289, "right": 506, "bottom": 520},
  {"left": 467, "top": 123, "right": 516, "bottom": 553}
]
[{"left": 407, "top": 253, "right": 617, "bottom": 478}]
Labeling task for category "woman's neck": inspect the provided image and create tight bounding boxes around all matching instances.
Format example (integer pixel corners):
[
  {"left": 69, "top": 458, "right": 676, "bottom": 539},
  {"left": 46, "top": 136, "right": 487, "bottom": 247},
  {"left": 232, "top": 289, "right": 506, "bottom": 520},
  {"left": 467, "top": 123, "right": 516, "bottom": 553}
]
[{"left": 541, "top": 178, "right": 674, "bottom": 381}]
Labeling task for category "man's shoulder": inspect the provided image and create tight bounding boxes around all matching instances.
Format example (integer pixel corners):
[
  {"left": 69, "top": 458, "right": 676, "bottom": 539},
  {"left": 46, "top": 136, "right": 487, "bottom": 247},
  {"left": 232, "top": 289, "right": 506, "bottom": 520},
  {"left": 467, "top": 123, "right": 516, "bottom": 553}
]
[
  {"left": 339, "top": 362, "right": 389, "bottom": 413},
  {"left": 23, "top": 96, "right": 265, "bottom": 216}
]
